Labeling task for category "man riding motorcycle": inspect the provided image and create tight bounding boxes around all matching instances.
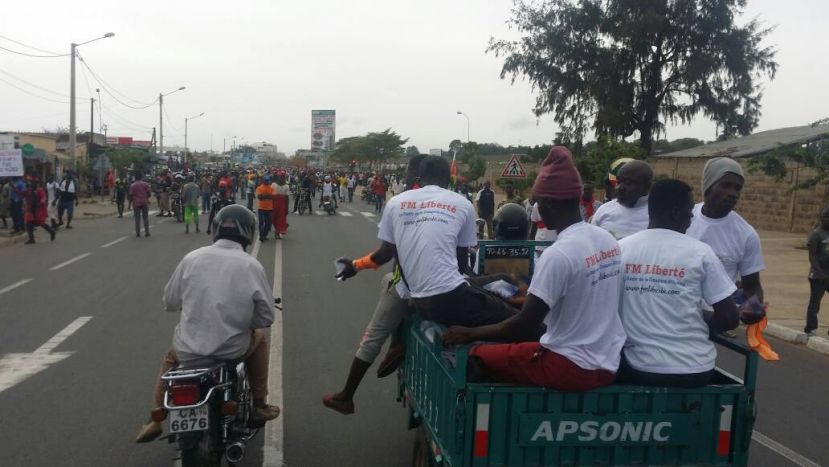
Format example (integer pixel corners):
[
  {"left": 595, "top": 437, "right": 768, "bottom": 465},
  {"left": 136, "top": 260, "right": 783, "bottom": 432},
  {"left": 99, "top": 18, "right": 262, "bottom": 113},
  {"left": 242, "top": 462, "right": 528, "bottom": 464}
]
[
  {"left": 320, "top": 175, "right": 337, "bottom": 210},
  {"left": 135, "top": 205, "right": 280, "bottom": 443},
  {"left": 206, "top": 181, "right": 234, "bottom": 235}
]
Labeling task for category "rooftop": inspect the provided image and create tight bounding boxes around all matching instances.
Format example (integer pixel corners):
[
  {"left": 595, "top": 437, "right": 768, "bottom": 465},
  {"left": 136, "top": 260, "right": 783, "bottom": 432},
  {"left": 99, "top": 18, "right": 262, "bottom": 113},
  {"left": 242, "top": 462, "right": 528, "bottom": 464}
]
[{"left": 656, "top": 123, "right": 829, "bottom": 159}]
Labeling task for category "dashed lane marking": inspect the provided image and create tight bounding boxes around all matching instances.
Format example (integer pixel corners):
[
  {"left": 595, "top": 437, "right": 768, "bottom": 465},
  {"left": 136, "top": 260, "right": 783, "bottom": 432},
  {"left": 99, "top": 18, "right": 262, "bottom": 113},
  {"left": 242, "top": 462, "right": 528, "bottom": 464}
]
[
  {"left": 338, "top": 211, "right": 353, "bottom": 216},
  {"left": 0, "top": 279, "right": 32, "bottom": 296},
  {"left": 100, "top": 236, "right": 128, "bottom": 248},
  {"left": 360, "top": 212, "right": 376, "bottom": 218},
  {"left": 753, "top": 431, "right": 821, "bottom": 467},
  {"left": 48, "top": 253, "right": 91, "bottom": 271}
]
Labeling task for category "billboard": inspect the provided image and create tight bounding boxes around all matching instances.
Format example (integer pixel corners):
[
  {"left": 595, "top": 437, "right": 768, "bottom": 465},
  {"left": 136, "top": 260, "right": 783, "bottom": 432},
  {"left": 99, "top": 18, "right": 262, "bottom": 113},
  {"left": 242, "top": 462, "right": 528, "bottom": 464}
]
[
  {"left": 0, "top": 149, "right": 24, "bottom": 176},
  {"left": 311, "top": 110, "right": 336, "bottom": 151}
]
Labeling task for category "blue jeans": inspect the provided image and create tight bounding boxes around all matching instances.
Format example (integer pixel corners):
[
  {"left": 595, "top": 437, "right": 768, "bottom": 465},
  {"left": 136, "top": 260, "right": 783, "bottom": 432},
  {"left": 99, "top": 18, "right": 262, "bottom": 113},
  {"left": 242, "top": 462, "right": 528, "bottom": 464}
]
[
  {"left": 201, "top": 193, "right": 210, "bottom": 212},
  {"left": 258, "top": 209, "right": 271, "bottom": 239}
]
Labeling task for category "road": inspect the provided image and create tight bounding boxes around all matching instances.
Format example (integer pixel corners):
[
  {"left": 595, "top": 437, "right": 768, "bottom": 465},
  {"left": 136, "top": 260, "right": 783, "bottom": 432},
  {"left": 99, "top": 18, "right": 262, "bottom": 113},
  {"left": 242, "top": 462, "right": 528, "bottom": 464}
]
[{"left": 0, "top": 198, "right": 826, "bottom": 466}]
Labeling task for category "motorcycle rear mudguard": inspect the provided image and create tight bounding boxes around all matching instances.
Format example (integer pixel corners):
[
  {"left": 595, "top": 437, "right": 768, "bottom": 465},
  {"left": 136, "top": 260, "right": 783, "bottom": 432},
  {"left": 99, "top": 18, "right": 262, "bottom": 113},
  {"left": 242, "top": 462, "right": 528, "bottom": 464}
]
[{"left": 176, "top": 431, "right": 203, "bottom": 450}]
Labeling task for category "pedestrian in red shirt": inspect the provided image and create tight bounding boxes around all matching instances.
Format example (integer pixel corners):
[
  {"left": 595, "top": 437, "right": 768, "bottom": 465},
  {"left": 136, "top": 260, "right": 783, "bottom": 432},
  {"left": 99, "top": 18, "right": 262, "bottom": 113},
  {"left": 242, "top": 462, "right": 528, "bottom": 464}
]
[
  {"left": 24, "top": 178, "right": 55, "bottom": 244},
  {"left": 130, "top": 172, "right": 152, "bottom": 237},
  {"left": 371, "top": 175, "right": 386, "bottom": 213}
]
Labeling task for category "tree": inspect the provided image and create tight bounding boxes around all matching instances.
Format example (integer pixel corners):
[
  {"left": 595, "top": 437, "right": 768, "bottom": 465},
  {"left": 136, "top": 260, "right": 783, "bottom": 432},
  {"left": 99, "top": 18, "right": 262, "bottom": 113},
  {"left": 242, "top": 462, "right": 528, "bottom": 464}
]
[
  {"left": 104, "top": 147, "right": 149, "bottom": 175},
  {"left": 464, "top": 156, "right": 487, "bottom": 181},
  {"left": 331, "top": 129, "right": 409, "bottom": 169},
  {"left": 405, "top": 145, "right": 421, "bottom": 157},
  {"left": 577, "top": 136, "right": 645, "bottom": 187},
  {"left": 488, "top": 0, "right": 778, "bottom": 154}
]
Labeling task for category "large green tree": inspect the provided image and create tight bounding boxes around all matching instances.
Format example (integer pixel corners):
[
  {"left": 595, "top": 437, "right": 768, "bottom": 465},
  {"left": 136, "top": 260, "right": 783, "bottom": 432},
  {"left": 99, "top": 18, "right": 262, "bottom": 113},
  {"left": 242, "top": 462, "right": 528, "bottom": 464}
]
[
  {"left": 489, "top": 0, "right": 778, "bottom": 154},
  {"left": 331, "top": 129, "right": 409, "bottom": 168}
]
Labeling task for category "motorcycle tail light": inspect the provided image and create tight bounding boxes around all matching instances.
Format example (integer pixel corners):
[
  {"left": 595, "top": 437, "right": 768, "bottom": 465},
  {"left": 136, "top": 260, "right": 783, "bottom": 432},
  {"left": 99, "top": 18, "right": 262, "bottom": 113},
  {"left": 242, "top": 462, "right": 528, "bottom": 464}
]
[{"left": 170, "top": 382, "right": 200, "bottom": 406}]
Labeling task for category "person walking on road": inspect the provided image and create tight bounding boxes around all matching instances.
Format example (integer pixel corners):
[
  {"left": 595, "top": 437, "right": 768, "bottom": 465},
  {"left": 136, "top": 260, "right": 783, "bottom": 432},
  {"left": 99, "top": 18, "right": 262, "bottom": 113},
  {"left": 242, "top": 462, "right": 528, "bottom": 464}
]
[
  {"left": 181, "top": 175, "right": 201, "bottom": 234},
  {"left": 271, "top": 173, "right": 290, "bottom": 239},
  {"left": 56, "top": 172, "right": 79, "bottom": 230},
  {"left": 45, "top": 175, "right": 60, "bottom": 228},
  {"left": 114, "top": 178, "right": 127, "bottom": 218},
  {"left": 130, "top": 172, "right": 152, "bottom": 237},
  {"left": 476, "top": 181, "right": 495, "bottom": 239},
  {"left": 0, "top": 178, "right": 10, "bottom": 229},
  {"left": 200, "top": 173, "right": 212, "bottom": 214},
  {"left": 805, "top": 206, "right": 829, "bottom": 336},
  {"left": 23, "top": 178, "right": 56, "bottom": 244},
  {"left": 255, "top": 176, "right": 275, "bottom": 241}
]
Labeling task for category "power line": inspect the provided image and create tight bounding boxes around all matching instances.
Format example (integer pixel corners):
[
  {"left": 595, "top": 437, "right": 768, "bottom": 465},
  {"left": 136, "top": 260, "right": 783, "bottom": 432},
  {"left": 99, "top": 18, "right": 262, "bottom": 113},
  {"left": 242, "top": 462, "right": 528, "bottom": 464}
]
[
  {"left": 77, "top": 53, "right": 156, "bottom": 108},
  {"left": 0, "top": 75, "right": 70, "bottom": 104},
  {"left": 0, "top": 45, "right": 66, "bottom": 58},
  {"left": 0, "top": 34, "right": 64, "bottom": 56},
  {"left": 100, "top": 102, "right": 153, "bottom": 132},
  {"left": 0, "top": 67, "right": 88, "bottom": 100},
  {"left": 163, "top": 105, "right": 181, "bottom": 133}
]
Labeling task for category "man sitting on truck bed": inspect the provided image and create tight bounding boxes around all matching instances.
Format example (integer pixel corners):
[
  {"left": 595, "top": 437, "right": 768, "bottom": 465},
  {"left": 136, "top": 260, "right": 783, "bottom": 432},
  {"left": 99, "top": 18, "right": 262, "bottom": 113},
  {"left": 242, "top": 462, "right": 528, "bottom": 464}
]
[
  {"left": 442, "top": 146, "right": 626, "bottom": 391},
  {"left": 615, "top": 179, "right": 746, "bottom": 388}
]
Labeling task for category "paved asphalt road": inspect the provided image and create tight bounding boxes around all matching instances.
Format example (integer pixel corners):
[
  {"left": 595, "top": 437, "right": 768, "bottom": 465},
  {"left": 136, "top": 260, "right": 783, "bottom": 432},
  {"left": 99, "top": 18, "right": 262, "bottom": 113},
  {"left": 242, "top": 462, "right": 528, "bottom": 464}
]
[{"left": 0, "top": 198, "right": 827, "bottom": 466}]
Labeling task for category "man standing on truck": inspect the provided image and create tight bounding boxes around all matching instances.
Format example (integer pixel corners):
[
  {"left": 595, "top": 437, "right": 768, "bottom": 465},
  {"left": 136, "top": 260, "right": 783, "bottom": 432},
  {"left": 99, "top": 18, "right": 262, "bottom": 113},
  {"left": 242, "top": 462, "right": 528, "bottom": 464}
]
[
  {"left": 442, "top": 147, "right": 626, "bottom": 391},
  {"left": 590, "top": 160, "right": 652, "bottom": 239},
  {"left": 686, "top": 157, "right": 766, "bottom": 337},
  {"left": 616, "top": 179, "right": 752, "bottom": 387}
]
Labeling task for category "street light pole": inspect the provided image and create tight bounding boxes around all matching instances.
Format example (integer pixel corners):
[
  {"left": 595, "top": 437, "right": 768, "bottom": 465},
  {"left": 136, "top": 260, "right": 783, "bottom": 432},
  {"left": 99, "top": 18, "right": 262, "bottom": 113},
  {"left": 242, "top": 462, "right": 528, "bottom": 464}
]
[
  {"left": 158, "top": 86, "right": 186, "bottom": 160},
  {"left": 184, "top": 112, "right": 205, "bottom": 167},
  {"left": 68, "top": 33, "right": 114, "bottom": 170},
  {"left": 456, "top": 111, "right": 470, "bottom": 142}
]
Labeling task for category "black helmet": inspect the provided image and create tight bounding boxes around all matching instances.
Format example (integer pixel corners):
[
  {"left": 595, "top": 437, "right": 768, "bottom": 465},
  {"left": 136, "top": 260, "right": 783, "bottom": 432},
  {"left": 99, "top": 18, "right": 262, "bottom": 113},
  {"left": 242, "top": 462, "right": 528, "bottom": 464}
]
[
  {"left": 212, "top": 205, "right": 256, "bottom": 247},
  {"left": 493, "top": 203, "right": 529, "bottom": 240}
]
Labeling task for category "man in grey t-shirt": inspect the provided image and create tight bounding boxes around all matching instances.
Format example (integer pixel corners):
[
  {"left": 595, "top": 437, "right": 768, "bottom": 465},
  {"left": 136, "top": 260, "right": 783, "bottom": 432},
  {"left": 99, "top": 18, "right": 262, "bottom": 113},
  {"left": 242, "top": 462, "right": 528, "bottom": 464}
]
[{"left": 181, "top": 174, "right": 201, "bottom": 234}]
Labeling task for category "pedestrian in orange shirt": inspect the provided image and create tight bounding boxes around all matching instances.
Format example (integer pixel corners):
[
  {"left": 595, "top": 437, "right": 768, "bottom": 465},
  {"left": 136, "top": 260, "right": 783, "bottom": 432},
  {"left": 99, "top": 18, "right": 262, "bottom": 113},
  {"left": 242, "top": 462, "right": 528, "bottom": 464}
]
[{"left": 255, "top": 176, "right": 275, "bottom": 241}]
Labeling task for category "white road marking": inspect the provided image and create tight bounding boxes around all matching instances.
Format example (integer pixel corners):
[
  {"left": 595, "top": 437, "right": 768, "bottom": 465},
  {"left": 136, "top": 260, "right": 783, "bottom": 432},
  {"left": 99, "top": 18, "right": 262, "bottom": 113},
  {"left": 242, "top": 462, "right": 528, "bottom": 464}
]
[
  {"left": 360, "top": 212, "right": 376, "bottom": 218},
  {"left": 753, "top": 431, "right": 821, "bottom": 467},
  {"left": 156, "top": 218, "right": 172, "bottom": 224},
  {"left": 338, "top": 211, "right": 353, "bottom": 216},
  {"left": 315, "top": 210, "right": 326, "bottom": 216},
  {"left": 0, "top": 316, "right": 92, "bottom": 394},
  {"left": 100, "top": 236, "right": 128, "bottom": 248},
  {"left": 263, "top": 239, "right": 284, "bottom": 466},
  {"left": 48, "top": 252, "right": 91, "bottom": 271},
  {"left": 0, "top": 279, "right": 32, "bottom": 296}
]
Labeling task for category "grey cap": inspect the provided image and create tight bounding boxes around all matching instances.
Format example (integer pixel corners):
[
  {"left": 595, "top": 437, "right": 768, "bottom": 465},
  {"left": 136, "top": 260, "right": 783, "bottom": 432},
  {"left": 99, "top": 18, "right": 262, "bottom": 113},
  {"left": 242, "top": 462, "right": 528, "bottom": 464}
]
[{"left": 702, "top": 157, "right": 744, "bottom": 194}]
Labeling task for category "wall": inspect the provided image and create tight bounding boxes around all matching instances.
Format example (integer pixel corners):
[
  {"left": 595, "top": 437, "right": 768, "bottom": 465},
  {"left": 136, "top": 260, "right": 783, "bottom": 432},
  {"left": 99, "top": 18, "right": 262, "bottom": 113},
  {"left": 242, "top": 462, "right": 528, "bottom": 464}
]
[{"left": 650, "top": 157, "right": 826, "bottom": 233}]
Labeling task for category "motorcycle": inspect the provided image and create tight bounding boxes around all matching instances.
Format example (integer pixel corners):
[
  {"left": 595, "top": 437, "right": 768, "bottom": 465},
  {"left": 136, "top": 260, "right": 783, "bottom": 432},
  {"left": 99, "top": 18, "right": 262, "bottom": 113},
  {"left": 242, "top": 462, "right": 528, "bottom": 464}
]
[
  {"left": 157, "top": 298, "right": 283, "bottom": 466},
  {"left": 171, "top": 191, "right": 183, "bottom": 223},
  {"left": 323, "top": 194, "right": 336, "bottom": 215}
]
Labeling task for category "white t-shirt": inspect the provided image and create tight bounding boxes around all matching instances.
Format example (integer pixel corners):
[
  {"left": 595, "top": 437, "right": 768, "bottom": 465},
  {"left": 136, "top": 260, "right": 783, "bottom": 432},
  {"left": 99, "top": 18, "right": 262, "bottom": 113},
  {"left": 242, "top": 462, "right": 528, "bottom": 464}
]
[
  {"left": 46, "top": 181, "right": 59, "bottom": 204},
  {"left": 591, "top": 197, "right": 650, "bottom": 240},
  {"left": 322, "top": 182, "right": 334, "bottom": 197},
  {"left": 686, "top": 203, "right": 765, "bottom": 281},
  {"left": 527, "top": 222, "right": 626, "bottom": 372},
  {"left": 619, "top": 229, "right": 737, "bottom": 374},
  {"left": 378, "top": 185, "right": 477, "bottom": 298},
  {"left": 530, "top": 203, "right": 558, "bottom": 254}
]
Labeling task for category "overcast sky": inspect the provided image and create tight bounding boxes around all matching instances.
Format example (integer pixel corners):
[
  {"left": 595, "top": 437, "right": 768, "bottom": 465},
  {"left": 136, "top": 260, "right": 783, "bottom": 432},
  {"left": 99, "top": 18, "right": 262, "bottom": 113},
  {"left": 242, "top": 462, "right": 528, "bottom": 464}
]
[{"left": 1, "top": 0, "right": 827, "bottom": 154}]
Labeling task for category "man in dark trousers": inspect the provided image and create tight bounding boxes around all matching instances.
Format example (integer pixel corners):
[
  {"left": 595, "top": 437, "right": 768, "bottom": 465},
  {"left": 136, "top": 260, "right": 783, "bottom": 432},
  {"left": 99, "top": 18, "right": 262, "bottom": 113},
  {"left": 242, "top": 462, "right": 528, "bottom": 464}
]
[{"left": 476, "top": 180, "right": 495, "bottom": 239}]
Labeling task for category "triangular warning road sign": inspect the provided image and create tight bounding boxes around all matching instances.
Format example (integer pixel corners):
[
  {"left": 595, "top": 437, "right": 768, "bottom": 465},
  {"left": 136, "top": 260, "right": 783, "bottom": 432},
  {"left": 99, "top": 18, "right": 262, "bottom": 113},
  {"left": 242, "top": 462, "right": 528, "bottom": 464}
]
[{"left": 501, "top": 154, "right": 527, "bottom": 178}]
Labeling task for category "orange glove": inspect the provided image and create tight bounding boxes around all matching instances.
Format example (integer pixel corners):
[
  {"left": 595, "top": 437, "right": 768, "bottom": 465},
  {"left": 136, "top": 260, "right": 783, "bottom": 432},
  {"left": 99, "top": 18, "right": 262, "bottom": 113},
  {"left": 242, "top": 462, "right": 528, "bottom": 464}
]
[{"left": 746, "top": 316, "right": 780, "bottom": 361}]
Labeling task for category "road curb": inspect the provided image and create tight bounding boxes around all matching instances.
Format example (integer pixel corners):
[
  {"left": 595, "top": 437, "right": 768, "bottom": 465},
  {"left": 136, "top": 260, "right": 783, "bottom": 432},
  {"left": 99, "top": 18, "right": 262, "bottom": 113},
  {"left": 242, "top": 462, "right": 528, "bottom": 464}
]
[{"left": 765, "top": 323, "right": 829, "bottom": 355}]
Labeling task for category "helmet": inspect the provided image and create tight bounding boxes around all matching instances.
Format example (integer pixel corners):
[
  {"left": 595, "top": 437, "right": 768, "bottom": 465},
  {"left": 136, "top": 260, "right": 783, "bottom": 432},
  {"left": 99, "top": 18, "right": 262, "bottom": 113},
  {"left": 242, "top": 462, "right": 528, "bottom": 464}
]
[
  {"left": 218, "top": 180, "right": 228, "bottom": 189},
  {"left": 324, "top": 175, "right": 331, "bottom": 182},
  {"left": 212, "top": 205, "right": 256, "bottom": 248},
  {"left": 493, "top": 203, "right": 529, "bottom": 240},
  {"left": 175, "top": 174, "right": 185, "bottom": 181}
]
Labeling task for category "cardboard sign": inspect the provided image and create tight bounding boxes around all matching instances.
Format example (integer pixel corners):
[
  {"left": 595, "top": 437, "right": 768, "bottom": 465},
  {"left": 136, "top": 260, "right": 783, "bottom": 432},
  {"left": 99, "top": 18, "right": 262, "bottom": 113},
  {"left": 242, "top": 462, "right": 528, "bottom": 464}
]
[
  {"left": 501, "top": 154, "right": 527, "bottom": 178},
  {"left": 0, "top": 149, "right": 24, "bottom": 176}
]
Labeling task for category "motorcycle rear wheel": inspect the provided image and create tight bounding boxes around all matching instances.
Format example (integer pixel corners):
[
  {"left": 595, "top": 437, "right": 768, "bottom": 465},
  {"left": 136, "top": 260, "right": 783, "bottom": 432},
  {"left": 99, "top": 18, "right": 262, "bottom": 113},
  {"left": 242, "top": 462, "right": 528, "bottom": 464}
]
[{"left": 180, "top": 435, "right": 221, "bottom": 467}]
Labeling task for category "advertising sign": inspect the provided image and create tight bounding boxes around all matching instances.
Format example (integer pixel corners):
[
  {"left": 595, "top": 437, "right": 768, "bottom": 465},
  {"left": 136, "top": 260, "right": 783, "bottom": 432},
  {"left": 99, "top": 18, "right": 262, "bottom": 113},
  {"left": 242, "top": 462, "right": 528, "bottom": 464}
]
[
  {"left": 0, "top": 149, "right": 24, "bottom": 176},
  {"left": 0, "top": 134, "right": 17, "bottom": 150},
  {"left": 311, "top": 110, "right": 336, "bottom": 151}
]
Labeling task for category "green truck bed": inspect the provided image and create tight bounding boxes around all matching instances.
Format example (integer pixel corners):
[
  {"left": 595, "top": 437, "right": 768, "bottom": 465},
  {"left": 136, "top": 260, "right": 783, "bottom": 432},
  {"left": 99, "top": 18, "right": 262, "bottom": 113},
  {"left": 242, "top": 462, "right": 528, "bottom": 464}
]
[{"left": 399, "top": 317, "right": 758, "bottom": 466}]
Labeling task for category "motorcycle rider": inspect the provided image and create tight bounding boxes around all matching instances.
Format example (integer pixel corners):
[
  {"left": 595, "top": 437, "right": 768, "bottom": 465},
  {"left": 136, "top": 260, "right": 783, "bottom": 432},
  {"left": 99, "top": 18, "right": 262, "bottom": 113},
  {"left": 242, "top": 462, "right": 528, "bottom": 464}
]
[
  {"left": 206, "top": 182, "right": 234, "bottom": 235},
  {"left": 136, "top": 205, "right": 280, "bottom": 443},
  {"left": 320, "top": 175, "right": 336, "bottom": 210}
]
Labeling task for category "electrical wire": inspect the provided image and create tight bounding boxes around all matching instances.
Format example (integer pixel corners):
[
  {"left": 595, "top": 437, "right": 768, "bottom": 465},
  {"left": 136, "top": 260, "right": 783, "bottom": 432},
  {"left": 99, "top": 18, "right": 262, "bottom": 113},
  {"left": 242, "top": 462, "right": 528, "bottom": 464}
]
[
  {"left": 0, "top": 67, "right": 88, "bottom": 100},
  {"left": 77, "top": 53, "right": 156, "bottom": 109},
  {"left": 0, "top": 34, "right": 64, "bottom": 56},
  {"left": 0, "top": 45, "right": 67, "bottom": 58},
  {"left": 100, "top": 102, "right": 154, "bottom": 132},
  {"left": 163, "top": 105, "right": 181, "bottom": 133},
  {"left": 0, "top": 75, "right": 70, "bottom": 104}
]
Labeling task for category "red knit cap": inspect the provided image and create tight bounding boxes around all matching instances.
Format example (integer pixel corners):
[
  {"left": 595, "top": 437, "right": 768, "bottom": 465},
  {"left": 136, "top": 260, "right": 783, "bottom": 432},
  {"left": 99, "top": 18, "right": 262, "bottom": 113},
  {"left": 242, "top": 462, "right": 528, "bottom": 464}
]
[{"left": 532, "top": 146, "right": 583, "bottom": 199}]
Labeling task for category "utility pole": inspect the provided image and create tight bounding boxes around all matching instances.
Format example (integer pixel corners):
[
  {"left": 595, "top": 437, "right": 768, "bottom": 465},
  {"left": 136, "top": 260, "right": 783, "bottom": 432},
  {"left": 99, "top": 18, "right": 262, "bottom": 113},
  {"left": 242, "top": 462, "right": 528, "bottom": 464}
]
[
  {"left": 69, "top": 43, "right": 77, "bottom": 169},
  {"left": 158, "top": 93, "right": 164, "bottom": 158}
]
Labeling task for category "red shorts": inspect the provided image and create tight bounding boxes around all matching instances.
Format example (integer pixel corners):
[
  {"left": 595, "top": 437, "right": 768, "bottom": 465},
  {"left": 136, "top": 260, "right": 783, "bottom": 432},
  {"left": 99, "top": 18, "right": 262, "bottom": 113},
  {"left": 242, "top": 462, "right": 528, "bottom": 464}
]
[{"left": 469, "top": 342, "right": 615, "bottom": 391}]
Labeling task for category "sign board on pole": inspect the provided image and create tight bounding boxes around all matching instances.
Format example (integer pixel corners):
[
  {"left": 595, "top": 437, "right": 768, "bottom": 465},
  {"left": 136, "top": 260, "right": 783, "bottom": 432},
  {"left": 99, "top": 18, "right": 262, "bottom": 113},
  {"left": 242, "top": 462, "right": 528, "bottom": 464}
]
[
  {"left": 501, "top": 154, "right": 527, "bottom": 178},
  {"left": 0, "top": 149, "right": 24, "bottom": 176},
  {"left": 311, "top": 110, "right": 336, "bottom": 151}
]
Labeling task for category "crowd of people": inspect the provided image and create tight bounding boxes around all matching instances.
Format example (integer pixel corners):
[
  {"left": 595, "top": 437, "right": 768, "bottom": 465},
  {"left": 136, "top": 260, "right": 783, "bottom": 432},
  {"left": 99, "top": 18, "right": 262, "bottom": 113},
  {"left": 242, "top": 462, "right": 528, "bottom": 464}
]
[
  {"left": 321, "top": 150, "right": 771, "bottom": 415},
  {"left": 0, "top": 171, "right": 80, "bottom": 244}
]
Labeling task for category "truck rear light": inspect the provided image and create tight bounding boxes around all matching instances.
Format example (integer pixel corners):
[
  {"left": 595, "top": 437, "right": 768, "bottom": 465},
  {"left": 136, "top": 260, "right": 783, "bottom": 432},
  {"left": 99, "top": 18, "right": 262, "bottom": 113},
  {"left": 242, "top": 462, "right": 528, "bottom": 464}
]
[
  {"left": 474, "top": 403, "right": 490, "bottom": 458},
  {"left": 717, "top": 404, "right": 733, "bottom": 457},
  {"left": 170, "top": 382, "right": 200, "bottom": 406}
]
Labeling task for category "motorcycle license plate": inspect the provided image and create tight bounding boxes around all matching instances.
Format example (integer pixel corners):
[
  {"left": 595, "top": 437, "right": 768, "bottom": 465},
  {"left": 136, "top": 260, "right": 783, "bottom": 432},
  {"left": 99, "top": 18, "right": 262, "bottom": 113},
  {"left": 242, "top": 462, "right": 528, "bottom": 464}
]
[{"left": 169, "top": 406, "right": 209, "bottom": 433}]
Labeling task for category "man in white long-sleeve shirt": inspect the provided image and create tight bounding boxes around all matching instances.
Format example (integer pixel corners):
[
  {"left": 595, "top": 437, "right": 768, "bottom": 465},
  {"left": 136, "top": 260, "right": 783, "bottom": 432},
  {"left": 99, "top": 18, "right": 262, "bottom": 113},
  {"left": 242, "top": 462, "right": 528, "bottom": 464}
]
[{"left": 136, "top": 205, "right": 280, "bottom": 443}]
